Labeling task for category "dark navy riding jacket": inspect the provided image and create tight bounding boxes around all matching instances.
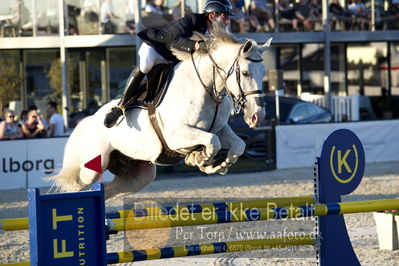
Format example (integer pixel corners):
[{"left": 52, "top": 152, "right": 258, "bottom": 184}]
[{"left": 138, "top": 13, "right": 208, "bottom": 61}]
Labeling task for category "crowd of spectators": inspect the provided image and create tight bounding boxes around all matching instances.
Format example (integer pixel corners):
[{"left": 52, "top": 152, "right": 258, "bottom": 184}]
[
  {"left": 1, "top": 0, "right": 399, "bottom": 36},
  {"left": 0, "top": 102, "right": 65, "bottom": 141}
]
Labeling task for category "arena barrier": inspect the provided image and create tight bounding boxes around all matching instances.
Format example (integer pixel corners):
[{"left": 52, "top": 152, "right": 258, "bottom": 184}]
[
  {"left": 3, "top": 129, "right": 399, "bottom": 266},
  {"left": 0, "top": 195, "right": 316, "bottom": 231}
]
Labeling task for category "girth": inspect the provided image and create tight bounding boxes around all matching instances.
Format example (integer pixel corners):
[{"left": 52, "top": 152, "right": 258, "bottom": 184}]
[{"left": 146, "top": 103, "right": 185, "bottom": 165}]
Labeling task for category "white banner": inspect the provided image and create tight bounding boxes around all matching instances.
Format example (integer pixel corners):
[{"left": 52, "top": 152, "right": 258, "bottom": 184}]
[
  {"left": 0, "top": 137, "right": 113, "bottom": 190},
  {"left": 276, "top": 120, "right": 399, "bottom": 169}
]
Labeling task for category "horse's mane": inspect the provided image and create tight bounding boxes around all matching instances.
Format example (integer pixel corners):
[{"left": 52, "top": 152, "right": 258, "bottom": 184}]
[{"left": 172, "top": 21, "right": 239, "bottom": 61}]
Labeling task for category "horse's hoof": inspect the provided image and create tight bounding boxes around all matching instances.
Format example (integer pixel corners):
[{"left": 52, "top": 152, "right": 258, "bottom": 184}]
[
  {"left": 218, "top": 168, "right": 228, "bottom": 175},
  {"left": 104, "top": 107, "right": 123, "bottom": 128}
]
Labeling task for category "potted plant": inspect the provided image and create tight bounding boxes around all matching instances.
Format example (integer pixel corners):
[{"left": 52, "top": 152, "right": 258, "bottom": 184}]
[{"left": 373, "top": 204, "right": 399, "bottom": 250}]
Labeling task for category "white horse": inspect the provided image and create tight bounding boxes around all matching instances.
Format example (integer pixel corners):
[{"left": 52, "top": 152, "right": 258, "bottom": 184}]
[{"left": 51, "top": 27, "right": 272, "bottom": 198}]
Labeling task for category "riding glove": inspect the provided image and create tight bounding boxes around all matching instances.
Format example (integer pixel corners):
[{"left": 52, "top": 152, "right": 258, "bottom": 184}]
[{"left": 197, "top": 41, "right": 208, "bottom": 53}]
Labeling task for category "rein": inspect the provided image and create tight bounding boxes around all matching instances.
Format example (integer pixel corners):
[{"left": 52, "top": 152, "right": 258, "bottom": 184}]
[{"left": 191, "top": 43, "right": 264, "bottom": 115}]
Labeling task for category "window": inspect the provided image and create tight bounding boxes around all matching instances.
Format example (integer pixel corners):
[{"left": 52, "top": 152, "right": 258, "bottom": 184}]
[{"left": 24, "top": 49, "right": 59, "bottom": 113}]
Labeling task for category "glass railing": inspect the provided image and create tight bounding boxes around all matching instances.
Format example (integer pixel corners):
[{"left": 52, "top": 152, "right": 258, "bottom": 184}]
[{"left": 0, "top": 0, "right": 398, "bottom": 38}]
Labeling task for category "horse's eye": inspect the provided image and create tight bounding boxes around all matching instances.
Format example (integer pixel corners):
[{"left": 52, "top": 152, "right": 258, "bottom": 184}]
[{"left": 242, "top": 71, "right": 249, "bottom": 77}]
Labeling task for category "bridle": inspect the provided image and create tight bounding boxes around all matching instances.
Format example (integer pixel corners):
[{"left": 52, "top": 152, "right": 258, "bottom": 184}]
[{"left": 191, "top": 42, "right": 264, "bottom": 114}]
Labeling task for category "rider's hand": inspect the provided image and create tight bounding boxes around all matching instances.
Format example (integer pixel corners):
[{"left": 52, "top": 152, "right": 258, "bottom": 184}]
[{"left": 196, "top": 41, "right": 208, "bottom": 53}]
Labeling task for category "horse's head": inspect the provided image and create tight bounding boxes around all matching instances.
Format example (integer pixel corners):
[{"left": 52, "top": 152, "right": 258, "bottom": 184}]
[
  {"left": 226, "top": 38, "right": 272, "bottom": 128},
  {"left": 206, "top": 26, "right": 271, "bottom": 128},
  {"left": 172, "top": 23, "right": 272, "bottom": 128}
]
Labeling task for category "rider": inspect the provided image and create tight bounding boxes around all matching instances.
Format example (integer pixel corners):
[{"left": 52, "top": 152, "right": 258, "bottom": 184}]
[{"left": 103, "top": 0, "right": 234, "bottom": 128}]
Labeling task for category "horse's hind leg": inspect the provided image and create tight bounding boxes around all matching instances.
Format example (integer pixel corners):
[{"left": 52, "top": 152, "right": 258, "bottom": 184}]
[
  {"left": 105, "top": 161, "right": 156, "bottom": 199},
  {"left": 77, "top": 167, "right": 101, "bottom": 190}
]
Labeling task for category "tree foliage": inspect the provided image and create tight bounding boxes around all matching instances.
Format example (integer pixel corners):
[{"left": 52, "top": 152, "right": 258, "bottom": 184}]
[
  {"left": 46, "top": 58, "right": 79, "bottom": 104},
  {"left": 0, "top": 59, "right": 21, "bottom": 110}
]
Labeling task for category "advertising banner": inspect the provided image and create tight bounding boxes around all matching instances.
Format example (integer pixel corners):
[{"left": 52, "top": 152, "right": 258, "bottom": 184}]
[
  {"left": 276, "top": 120, "right": 399, "bottom": 169},
  {"left": 0, "top": 138, "right": 113, "bottom": 190}
]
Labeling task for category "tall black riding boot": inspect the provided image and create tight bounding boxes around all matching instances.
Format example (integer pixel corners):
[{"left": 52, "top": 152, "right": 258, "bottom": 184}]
[{"left": 104, "top": 67, "right": 145, "bottom": 128}]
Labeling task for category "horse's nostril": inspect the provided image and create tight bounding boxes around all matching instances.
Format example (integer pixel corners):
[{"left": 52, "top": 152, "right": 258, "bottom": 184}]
[{"left": 252, "top": 113, "right": 258, "bottom": 125}]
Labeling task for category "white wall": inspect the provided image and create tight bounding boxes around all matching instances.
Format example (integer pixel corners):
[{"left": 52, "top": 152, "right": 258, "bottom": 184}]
[{"left": 276, "top": 120, "right": 399, "bottom": 169}]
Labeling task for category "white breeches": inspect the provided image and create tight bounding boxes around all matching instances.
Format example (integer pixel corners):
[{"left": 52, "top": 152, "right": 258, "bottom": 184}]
[{"left": 138, "top": 42, "right": 169, "bottom": 74}]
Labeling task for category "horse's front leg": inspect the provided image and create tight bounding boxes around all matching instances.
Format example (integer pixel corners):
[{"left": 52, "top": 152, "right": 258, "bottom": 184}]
[
  {"left": 199, "top": 124, "right": 246, "bottom": 175},
  {"left": 166, "top": 126, "right": 221, "bottom": 169}
]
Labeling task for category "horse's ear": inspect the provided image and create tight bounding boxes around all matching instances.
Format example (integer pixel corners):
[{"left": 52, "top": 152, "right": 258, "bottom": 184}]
[
  {"left": 240, "top": 40, "right": 255, "bottom": 57},
  {"left": 259, "top": 38, "right": 273, "bottom": 54}
]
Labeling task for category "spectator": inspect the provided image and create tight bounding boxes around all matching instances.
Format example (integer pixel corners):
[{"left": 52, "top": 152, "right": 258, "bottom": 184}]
[
  {"left": 154, "top": 0, "right": 168, "bottom": 14},
  {"left": 125, "top": 0, "right": 136, "bottom": 34},
  {"left": 78, "top": 0, "right": 99, "bottom": 35},
  {"left": 348, "top": 0, "right": 370, "bottom": 30},
  {"left": 10, "top": 0, "right": 30, "bottom": 36},
  {"left": 294, "top": 0, "right": 313, "bottom": 31},
  {"left": 308, "top": 0, "right": 321, "bottom": 30},
  {"left": 81, "top": 0, "right": 99, "bottom": 21},
  {"left": 278, "top": 0, "right": 298, "bottom": 31},
  {"left": 172, "top": 0, "right": 193, "bottom": 21},
  {"left": 28, "top": 105, "right": 48, "bottom": 130},
  {"left": 384, "top": 0, "right": 399, "bottom": 30},
  {"left": 0, "top": 110, "right": 23, "bottom": 140},
  {"left": 230, "top": 0, "right": 247, "bottom": 33},
  {"left": 67, "top": 4, "right": 80, "bottom": 35},
  {"left": 142, "top": 0, "right": 171, "bottom": 29},
  {"left": 1, "top": 105, "right": 10, "bottom": 122},
  {"left": 18, "top": 109, "right": 28, "bottom": 127},
  {"left": 21, "top": 109, "right": 46, "bottom": 138},
  {"left": 249, "top": 0, "right": 275, "bottom": 31},
  {"left": 100, "top": 0, "right": 119, "bottom": 34},
  {"left": 145, "top": 0, "right": 161, "bottom": 13},
  {"left": 329, "top": 0, "right": 352, "bottom": 31},
  {"left": 46, "top": 101, "right": 65, "bottom": 137}
]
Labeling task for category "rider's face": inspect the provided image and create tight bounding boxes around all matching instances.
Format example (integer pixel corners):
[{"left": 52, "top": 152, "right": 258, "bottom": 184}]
[
  {"left": 208, "top": 13, "right": 231, "bottom": 25},
  {"left": 217, "top": 13, "right": 231, "bottom": 25}
]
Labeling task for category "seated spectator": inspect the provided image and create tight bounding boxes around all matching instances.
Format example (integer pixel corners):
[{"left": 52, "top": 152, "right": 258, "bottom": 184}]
[
  {"left": 125, "top": 0, "right": 136, "bottom": 34},
  {"left": 100, "top": 0, "right": 120, "bottom": 34},
  {"left": 142, "top": 0, "right": 170, "bottom": 29},
  {"left": 10, "top": 0, "right": 31, "bottom": 36},
  {"left": 0, "top": 110, "right": 23, "bottom": 140},
  {"left": 384, "top": 0, "right": 399, "bottom": 30},
  {"left": 46, "top": 101, "right": 65, "bottom": 137},
  {"left": 348, "top": 0, "right": 370, "bottom": 30},
  {"left": 308, "top": 0, "right": 322, "bottom": 30},
  {"left": 21, "top": 109, "right": 46, "bottom": 138},
  {"left": 172, "top": 0, "right": 193, "bottom": 21},
  {"left": 67, "top": 4, "right": 80, "bottom": 35},
  {"left": 278, "top": 0, "right": 298, "bottom": 31},
  {"left": 294, "top": 0, "right": 313, "bottom": 31},
  {"left": 145, "top": 0, "right": 162, "bottom": 14},
  {"left": 249, "top": 0, "right": 275, "bottom": 31},
  {"left": 231, "top": 0, "right": 248, "bottom": 33},
  {"left": 329, "top": 0, "right": 352, "bottom": 31},
  {"left": 79, "top": 0, "right": 99, "bottom": 35}
]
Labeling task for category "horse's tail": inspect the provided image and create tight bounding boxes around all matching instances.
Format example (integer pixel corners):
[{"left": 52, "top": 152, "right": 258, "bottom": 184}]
[
  {"left": 47, "top": 165, "right": 82, "bottom": 192},
  {"left": 47, "top": 117, "right": 93, "bottom": 192}
]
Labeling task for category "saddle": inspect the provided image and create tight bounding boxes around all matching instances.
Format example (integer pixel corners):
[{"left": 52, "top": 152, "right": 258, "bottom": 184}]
[
  {"left": 125, "top": 62, "right": 185, "bottom": 165},
  {"left": 125, "top": 62, "right": 177, "bottom": 110}
]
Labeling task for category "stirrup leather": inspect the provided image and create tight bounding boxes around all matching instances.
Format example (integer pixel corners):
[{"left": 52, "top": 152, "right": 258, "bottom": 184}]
[{"left": 113, "top": 105, "right": 125, "bottom": 126}]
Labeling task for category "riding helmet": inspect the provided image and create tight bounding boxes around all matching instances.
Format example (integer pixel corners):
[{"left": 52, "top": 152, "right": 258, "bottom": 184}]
[{"left": 203, "top": 0, "right": 235, "bottom": 15}]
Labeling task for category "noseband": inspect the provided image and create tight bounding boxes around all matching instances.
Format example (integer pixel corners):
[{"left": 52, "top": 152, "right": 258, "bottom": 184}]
[{"left": 191, "top": 43, "right": 264, "bottom": 114}]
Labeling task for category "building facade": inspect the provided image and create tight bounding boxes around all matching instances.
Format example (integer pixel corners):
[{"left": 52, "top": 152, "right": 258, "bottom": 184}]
[{"left": 0, "top": 0, "right": 398, "bottom": 126}]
